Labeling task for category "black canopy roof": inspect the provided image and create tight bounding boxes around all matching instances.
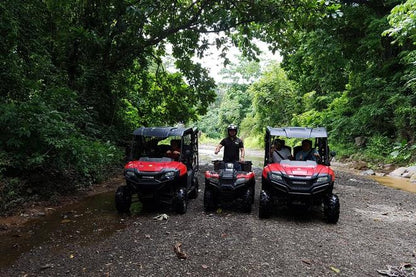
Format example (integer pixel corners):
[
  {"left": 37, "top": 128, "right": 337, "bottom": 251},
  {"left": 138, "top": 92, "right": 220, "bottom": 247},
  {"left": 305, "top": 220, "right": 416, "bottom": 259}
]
[{"left": 133, "top": 127, "right": 195, "bottom": 138}]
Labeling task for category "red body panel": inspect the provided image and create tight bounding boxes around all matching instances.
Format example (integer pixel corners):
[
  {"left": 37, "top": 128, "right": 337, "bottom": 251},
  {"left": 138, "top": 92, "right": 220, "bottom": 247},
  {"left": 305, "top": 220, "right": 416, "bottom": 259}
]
[
  {"left": 262, "top": 162, "right": 334, "bottom": 181},
  {"left": 237, "top": 172, "right": 255, "bottom": 179},
  {"left": 125, "top": 160, "right": 187, "bottom": 176}
]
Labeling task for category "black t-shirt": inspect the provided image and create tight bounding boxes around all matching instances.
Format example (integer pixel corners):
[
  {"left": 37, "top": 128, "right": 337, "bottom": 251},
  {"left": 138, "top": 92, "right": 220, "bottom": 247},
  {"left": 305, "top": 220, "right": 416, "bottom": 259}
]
[{"left": 220, "top": 137, "right": 244, "bottom": 162}]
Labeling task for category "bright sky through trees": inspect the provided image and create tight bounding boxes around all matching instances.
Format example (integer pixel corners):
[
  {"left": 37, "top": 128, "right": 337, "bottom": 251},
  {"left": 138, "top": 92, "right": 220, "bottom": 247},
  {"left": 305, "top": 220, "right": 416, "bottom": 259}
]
[{"left": 195, "top": 34, "right": 282, "bottom": 82}]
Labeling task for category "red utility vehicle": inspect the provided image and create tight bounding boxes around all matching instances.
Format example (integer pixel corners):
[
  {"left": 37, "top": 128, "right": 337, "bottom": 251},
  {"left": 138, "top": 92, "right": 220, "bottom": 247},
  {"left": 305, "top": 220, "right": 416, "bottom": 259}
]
[
  {"left": 115, "top": 127, "right": 199, "bottom": 214},
  {"left": 259, "top": 127, "right": 339, "bottom": 223},
  {"left": 204, "top": 160, "right": 255, "bottom": 213}
]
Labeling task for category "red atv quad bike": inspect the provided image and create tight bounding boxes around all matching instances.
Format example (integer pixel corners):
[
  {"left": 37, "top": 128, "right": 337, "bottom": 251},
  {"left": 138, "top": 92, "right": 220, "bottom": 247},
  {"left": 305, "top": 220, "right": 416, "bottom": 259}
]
[
  {"left": 115, "top": 127, "right": 199, "bottom": 214},
  {"left": 259, "top": 127, "right": 339, "bottom": 223},
  {"left": 204, "top": 160, "right": 255, "bottom": 213}
]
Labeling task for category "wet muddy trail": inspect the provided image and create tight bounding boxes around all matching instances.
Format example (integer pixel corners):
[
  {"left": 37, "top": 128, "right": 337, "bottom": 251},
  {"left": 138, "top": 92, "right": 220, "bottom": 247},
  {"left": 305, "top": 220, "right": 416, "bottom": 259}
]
[
  {"left": 0, "top": 192, "right": 127, "bottom": 269},
  {"left": 1, "top": 145, "right": 415, "bottom": 276}
]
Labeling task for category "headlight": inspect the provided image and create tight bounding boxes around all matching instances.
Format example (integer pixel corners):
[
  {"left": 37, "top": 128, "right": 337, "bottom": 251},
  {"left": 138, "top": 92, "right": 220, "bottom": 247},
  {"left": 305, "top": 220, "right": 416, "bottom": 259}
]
[
  {"left": 162, "top": 171, "right": 177, "bottom": 180},
  {"left": 270, "top": 172, "right": 283, "bottom": 182},
  {"left": 316, "top": 175, "right": 330, "bottom": 183},
  {"left": 125, "top": 169, "right": 136, "bottom": 178}
]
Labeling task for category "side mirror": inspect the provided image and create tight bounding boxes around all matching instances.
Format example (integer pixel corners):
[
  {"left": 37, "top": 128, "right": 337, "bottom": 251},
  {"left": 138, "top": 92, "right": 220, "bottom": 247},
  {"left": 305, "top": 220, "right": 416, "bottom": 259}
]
[
  {"left": 330, "top": 151, "right": 336, "bottom": 157},
  {"left": 185, "top": 149, "right": 192, "bottom": 157}
]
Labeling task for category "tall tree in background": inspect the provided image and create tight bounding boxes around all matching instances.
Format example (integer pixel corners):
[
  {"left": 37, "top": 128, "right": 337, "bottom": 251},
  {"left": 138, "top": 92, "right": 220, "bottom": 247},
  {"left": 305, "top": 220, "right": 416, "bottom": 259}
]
[
  {"left": 197, "top": 55, "right": 264, "bottom": 139},
  {"left": 256, "top": 1, "right": 413, "bottom": 145},
  {"left": 245, "top": 63, "right": 296, "bottom": 134},
  {"left": 384, "top": 0, "right": 416, "bottom": 144}
]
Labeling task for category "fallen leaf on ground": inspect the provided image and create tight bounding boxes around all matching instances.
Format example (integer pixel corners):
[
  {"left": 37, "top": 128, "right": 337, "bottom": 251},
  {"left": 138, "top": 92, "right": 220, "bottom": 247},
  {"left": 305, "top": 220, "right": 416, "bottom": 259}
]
[
  {"left": 302, "top": 259, "right": 312, "bottom": 265},
  {"left": 145, "top": 234, "right": 151, "bottom": 239},
  {"left": 153, "top": 214, "right": 169, "bottom": 220},
  {"left": 61, "top": 219, "right": 71, "bottom": 224},
  {"left": 201, "top": 264, "right": 209, "bottom": 269},
  {"left": 330, "top": 266, "right": 340, "bottom": 274},
  {"left": 174, "top": 242, "right": 187, "bottom": 259}
]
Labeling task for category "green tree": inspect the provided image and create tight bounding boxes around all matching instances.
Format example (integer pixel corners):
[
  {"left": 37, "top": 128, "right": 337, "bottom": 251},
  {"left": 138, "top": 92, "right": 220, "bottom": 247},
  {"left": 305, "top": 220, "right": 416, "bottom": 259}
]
[
  {"left": 384, "top": 0, "right": 416, "bottom": 143},
  {"left": 245, "top": 63, "right": 296, "bottom": 134}
]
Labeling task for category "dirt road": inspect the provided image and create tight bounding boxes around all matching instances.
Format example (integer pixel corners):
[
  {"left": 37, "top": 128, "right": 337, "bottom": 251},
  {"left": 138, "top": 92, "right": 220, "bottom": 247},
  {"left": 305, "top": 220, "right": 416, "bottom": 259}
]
[{"left": 1, "top": 148, "right": 416, "bottom": 276}]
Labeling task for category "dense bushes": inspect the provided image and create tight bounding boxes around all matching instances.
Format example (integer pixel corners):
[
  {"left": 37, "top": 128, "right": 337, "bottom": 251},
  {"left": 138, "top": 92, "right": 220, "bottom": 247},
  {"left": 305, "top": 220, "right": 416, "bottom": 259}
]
[
  {"left": 0, "top": 90, "right": 123, "bottom": 214},
  {"left": 1, "top": 0, "right": 221, "bottom": 214}
]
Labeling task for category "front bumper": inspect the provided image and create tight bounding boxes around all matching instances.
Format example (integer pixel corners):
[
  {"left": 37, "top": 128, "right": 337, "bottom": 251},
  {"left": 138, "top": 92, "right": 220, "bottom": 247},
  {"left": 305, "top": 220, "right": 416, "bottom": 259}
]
[
  {"left": 262, "top": 175, "right": 333, "bottom": 198},
  {"left": 125, "top": 172, "right": 186, "bottom": 203},
  {"left": 205, "top": 177, "right": 254, "bottom": 202}
]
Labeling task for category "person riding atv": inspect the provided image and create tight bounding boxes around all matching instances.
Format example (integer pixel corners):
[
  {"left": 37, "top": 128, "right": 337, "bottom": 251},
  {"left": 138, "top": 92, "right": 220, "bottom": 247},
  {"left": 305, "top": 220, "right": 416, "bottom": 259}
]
[
  {"left": 214, "top": 124, "right": 245, "bottom": 171},
  {"left": 205, "top": 124, "right": 255, "bottom": 213}
]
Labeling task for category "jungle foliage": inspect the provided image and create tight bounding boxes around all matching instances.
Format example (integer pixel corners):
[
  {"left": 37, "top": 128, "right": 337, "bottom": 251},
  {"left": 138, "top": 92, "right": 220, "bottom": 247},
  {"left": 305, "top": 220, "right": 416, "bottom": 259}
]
[
  {"left": 265, "top": 0, "right": 416, "bottom": 164},
  {"left": 199, "top": 0, "right": 416, "bottom": 165},
  {"left": 0, "top": 0, "right": 324, "bottom": 213},
  {"left": 1, "top": 0, "right": 416, "bottom": 213}
]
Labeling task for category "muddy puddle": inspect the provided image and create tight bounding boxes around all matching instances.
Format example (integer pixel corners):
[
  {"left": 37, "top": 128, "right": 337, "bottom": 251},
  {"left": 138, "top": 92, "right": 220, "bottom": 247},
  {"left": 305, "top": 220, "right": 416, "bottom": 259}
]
[
  {"left": 371, "top": 175, "right": 416, "bottom": 194},
  {"left": 0, "top": 192, "right": 127, "bottom": 269}
]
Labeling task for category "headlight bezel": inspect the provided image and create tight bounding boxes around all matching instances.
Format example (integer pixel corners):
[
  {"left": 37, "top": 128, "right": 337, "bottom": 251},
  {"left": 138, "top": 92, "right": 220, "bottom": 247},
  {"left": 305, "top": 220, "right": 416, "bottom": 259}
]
[
  {"left": 124, "top": 169, "right": 136, "bottom": 178},
  {"left": 315, "top": 175, "right": 331, "bottom": 184},
  {"left": 270, "top": 172, "right": 283, "bottom": 182},
  {"left": 161, "top": 170, "right": 178, "bottom": 181}
]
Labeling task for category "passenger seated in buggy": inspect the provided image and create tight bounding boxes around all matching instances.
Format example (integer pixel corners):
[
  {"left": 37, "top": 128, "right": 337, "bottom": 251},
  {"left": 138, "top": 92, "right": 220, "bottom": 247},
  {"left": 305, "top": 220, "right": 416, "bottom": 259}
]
[
  {"left": 295, "top": 139, "right": 320, "bottom": 161},
  {"left": 270, "top": 139, "right": 292, "bottom": 163},
  {"left": 166, "top": 139, "right": 181, "bottom": 161}
]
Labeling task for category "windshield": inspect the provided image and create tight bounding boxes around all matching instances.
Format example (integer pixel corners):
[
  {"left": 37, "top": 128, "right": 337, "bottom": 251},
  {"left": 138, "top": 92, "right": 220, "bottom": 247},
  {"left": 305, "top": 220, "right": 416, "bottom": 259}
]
[
  {"left": 130, "top": 133, "right": 195, "bottom": 162},
  {"left": 266, "top": 135, "right": 330, "bottom": 166},
  {"left": 131, "top": 135, "right": 181, "bottom": 160}
]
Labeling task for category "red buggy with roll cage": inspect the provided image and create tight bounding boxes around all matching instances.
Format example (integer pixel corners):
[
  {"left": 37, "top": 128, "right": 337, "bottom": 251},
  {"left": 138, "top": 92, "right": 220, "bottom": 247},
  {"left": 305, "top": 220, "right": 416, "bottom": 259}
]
[
  {"left": 115, "top": 127, "right": 199, "bottom": 214},
  {"left": 260, "top": 127, "right": 339, "bottom": 223}
]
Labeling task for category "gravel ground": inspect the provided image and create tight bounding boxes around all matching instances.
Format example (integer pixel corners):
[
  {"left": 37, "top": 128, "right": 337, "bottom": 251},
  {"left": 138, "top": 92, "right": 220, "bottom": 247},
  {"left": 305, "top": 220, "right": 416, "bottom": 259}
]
[{"left": 1, "top": 164, "right": 416, "bottom": 277}]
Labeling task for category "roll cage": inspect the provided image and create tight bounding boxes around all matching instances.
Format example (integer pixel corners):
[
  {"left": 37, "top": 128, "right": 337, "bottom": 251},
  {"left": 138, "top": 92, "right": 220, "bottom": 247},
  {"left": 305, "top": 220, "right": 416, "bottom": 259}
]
[
  {"left": 128, "top": 126, "right": 199, "bottom": 171},
  {"left": 264, "top": 126, "right": 331, "bottom": 166}
]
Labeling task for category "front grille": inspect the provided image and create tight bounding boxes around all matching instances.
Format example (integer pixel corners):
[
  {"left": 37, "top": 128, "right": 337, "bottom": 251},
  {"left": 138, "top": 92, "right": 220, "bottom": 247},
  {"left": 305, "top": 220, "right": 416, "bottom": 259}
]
[
  {"left": 135, "top": 173, "right": 163, "bottom": 184},
  {"left": 284, "top": 177, "right": 313, "bottom": 191},
  {"left": 139, "top": 175, "right": 156, "bottom": 180}
]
